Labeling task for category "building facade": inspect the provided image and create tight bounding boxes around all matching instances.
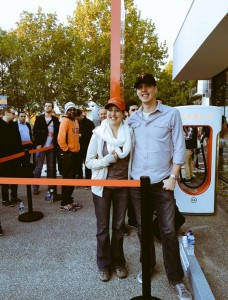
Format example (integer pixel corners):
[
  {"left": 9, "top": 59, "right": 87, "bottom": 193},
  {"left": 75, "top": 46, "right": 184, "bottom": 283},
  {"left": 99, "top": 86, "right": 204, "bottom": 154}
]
[{"left": 172, "top": 0, "right": 228, "bottom": 183}]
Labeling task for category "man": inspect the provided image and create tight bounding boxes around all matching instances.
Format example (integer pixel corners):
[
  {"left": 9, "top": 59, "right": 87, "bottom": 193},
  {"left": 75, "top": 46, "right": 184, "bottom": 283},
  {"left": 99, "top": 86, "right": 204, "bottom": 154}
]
[
  {"left": 0, "top": 106, "right": 23, "bottom": 206},
  {"left": 183, "top": 126, "right": 198, "bottom": 183},
  {"left": 57, "top": 102, "right": 82, "bottom": 211},
  {"left": 123, "top": 101, "right": 139, "bottom": 233},
  {"left": 17, "top": 111, "right": 34, "bottom": 177},
  {"left": 125, "top": 100, "right": 139, "bottom": 118},
  {"left": 128, "top": 74, "right": 192, "bottom": 300},
  {"left": 32, "top": 102, "right": 60, "bottom": 195},
  {"left": 17, "top": 111, "right": 33, "bottom": 149},
  {"left": 98, "top": 108, "right": 107, "bottom": 123},
  {"left": 75, "top": 110, "right": 95, "bottom": 183}
]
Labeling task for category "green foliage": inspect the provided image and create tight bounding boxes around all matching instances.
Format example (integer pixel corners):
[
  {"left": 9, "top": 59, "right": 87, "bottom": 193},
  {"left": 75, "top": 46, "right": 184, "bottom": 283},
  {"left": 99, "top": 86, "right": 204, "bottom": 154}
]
[
  {"left": 0, "top": 1, "right": 193, "bottom": 115},
  {"left": 157, "top": 61, "right": 196, "bottom": 107}
]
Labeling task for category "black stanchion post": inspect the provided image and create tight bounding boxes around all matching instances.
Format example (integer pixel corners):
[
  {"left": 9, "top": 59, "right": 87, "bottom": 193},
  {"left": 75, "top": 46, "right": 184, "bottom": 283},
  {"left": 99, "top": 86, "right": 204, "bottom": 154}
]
[
  {"left": 18, "top": 149, "right": 43, "bottom": 222},
  {"left": 52, "top": 148, "right": 61, "bottom": 202},
  {"left": 53, "top": 148, "right": 57, "bottom": 195},
  {"left": 131, "top": 176, "right": 161, "bottom": 300}
]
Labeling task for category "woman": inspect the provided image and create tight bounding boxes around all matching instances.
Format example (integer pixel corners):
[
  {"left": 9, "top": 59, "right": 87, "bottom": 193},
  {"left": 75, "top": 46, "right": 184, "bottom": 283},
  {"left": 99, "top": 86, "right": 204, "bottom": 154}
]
[{"left": 86, "top": 97, "right": 133, "bottom": 282}]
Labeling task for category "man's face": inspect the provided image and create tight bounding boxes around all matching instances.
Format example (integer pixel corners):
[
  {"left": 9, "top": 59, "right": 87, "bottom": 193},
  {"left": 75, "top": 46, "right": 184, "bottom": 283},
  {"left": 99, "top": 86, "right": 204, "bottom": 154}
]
[
  {"left": 136, "top": 83, "right": 157, "bottom": 104},
  {"left": 7, "top": 109, "right": 16, "bottom": 121},
  {"left": 66, "top": 107, "right": 77, "bottom": 119},
  {"left": 76, "top": 114, "right": 83, "bottom": 122},
  {"left": 18, "top": 113, "right": 26, "bottom": 124},
  {"left": 44, "top": 103, "right": 53, "bottom": 113},
  {"left": 128, "top": 105, "right": 138, "bottom": 116},
  {"left": 98, "top": 109, "right": 107, "bottom": 121}
]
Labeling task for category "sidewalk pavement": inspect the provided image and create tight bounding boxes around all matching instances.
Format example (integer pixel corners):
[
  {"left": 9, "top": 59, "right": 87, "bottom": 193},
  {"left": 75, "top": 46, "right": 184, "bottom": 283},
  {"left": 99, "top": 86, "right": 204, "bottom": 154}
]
[{"left": 0, "top": 181, "right": 227, "bottom": 300}]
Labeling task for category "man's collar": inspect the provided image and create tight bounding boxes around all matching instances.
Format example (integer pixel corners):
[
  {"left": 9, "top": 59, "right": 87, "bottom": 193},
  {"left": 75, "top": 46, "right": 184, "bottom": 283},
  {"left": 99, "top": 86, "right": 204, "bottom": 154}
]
[{"left": 18, "top": 120, "right": 26, "bottom": 125}]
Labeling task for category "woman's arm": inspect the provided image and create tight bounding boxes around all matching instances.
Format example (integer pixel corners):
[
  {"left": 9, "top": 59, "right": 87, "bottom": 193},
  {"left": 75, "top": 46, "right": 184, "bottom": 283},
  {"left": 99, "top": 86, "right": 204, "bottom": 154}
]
[{"left": 85, "top": 134, "right": 116, "bottom": 170}]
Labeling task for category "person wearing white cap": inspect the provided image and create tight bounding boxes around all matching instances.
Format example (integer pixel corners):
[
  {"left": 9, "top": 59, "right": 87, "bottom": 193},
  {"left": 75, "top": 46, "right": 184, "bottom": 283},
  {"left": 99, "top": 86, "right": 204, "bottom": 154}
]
[{"left": 57, "top": 101, "right": 82, "bottom": 212}]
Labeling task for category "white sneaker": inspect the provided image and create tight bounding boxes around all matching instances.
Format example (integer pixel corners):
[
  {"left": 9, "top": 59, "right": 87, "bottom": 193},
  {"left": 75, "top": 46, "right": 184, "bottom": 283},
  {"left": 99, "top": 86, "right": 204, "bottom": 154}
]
[
  {"left": 172, "top": 282, "right": 192, "bottom": 300},
  {"left": 137, "top": 268, "right": 154, "bottom": 284}
]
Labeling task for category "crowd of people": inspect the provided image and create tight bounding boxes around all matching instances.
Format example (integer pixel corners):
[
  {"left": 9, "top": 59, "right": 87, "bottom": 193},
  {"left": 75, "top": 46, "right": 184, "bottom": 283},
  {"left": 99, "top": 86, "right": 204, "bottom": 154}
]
[{"left": 0, "top": 73, "right": 193, "bottom": 300}]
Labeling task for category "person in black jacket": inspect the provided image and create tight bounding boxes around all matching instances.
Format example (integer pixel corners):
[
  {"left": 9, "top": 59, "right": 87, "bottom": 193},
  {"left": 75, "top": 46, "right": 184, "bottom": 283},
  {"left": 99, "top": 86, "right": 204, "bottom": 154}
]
[
  {"left": 17, "top": 111, "right": 34, "bottom": 177},
  {"left": 183, "top": 126, "right": 198, "bottom": 183},
  {"left": 0, "top": 106, "right": 23, "bottom": 206},
  {"left": 76, "top": 110, "right": 95, "bottom": 182},
  {"left": 32, "top": 102, "right": 59, "bottom": 195}
]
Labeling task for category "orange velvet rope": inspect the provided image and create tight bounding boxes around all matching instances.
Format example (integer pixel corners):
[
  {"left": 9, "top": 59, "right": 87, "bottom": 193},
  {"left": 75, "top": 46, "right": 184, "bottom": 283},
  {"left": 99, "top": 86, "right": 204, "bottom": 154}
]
[
  {"left": 0, "top": 145, "right": 140, "bottom": 187},
  {"left": 0, "top": 145, "right": 54, "bottom": 163},
  {"left": 0, "top": 178, "right": 140, "bottom": 187}
]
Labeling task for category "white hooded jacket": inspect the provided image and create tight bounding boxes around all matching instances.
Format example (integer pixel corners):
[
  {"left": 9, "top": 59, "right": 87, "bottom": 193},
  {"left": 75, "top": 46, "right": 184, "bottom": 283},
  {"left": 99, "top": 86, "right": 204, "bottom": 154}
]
[{"left": 85, "top": 119, "right": 134, "bottom": 197}]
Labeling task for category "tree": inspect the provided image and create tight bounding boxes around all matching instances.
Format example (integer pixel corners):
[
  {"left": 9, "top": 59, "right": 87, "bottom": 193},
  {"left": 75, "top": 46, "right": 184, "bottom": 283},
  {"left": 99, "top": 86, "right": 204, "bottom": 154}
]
[
  {"left": 69, "top": 0, "right": 168, "bottom": 106},
  {"left": 157, "top": 60, "right": 196, "bottom": 106},
  {"left": 0, "top": 1, "right": 194, "bottom": 113},
  {"left": 0, "top": 8, "right": 82, "bottom": 115},
  {"left": 13, "top": 8, "right": 79, "bottom": 114}
]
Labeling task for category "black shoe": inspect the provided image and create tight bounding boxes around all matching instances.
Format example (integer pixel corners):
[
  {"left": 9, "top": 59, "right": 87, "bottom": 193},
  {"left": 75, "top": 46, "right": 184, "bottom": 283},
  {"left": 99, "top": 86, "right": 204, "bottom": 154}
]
[
  {"left": 99, "top": 269, "right": 110, "bottom": 282},
  {"left": 33, "top": 189, "right": 39, "bottom": 195},
  {"left": 2, "top": 201, "right": 14, "bottom": 207},
  {"left": 11, "top": 197, "right": 22, "bottom": 203},
  {"left": 53, "top": 194, "right": 62, "bottom": 202},
  {"left": 128, "top": 221, "right": 137, "bottom": 229},
  {"left": 0, "top": 222, "right": 3, "bottom": 236},
  {"left": 115, "top": 267, "right": 127, "bottom": 278},
  {"left": 182, "top": 178, "right": 192, "bottom": 183}
]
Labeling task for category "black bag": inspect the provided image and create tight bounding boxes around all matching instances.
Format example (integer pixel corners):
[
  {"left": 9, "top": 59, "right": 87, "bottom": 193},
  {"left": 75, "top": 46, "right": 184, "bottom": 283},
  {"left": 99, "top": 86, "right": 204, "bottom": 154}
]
[{"left": 152, "top": 204, "right": 185, "bottom": 241}]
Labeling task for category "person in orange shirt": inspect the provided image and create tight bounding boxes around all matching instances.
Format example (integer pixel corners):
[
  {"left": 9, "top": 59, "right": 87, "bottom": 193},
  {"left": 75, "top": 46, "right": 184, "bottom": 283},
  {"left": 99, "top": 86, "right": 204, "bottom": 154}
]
[{"left": 58, "top": 102, "right": 82, "bottom": 212}]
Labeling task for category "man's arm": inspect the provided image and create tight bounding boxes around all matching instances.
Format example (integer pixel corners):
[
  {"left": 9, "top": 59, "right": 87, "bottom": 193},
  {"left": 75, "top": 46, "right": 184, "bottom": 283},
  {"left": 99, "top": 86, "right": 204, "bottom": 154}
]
[{"left": 162, "top": 163, "right": 181, "bottom": 191}]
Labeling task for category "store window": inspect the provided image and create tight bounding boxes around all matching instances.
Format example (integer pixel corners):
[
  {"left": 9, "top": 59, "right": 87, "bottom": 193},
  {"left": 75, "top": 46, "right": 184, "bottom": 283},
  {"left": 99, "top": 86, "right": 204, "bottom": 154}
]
[{"left": 211, "top": 69, "right": 228, "bottom": 182}]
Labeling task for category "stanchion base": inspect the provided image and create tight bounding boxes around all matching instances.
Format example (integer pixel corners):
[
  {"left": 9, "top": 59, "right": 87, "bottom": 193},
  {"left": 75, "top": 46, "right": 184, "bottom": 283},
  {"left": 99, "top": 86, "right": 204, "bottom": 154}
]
[
  {"left": 131, "top": 297, "right": 161, "bottom": 300},
  {"left": 18, "top": 211, "right": 44, "bottom": 222}
]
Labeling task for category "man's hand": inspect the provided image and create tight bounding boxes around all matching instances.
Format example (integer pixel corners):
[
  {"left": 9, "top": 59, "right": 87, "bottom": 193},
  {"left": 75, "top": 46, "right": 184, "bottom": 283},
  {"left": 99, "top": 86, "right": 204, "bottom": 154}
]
[{"left": 162, "top": 177, "right": 177, "bottom": 191}]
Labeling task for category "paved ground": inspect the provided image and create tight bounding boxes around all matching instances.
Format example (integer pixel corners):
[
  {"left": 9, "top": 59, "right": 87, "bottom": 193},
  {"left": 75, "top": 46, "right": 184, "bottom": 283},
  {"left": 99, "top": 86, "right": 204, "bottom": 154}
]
[{"left": 0, "top": 181, "right": 227, "bottom": 300}]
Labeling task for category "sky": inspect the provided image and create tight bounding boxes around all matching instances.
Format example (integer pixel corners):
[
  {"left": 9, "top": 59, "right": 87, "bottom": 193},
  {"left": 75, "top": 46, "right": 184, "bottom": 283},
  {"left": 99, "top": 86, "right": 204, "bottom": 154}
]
[{"left": 0, "top": 0, "right": 193, "bottom": 62}]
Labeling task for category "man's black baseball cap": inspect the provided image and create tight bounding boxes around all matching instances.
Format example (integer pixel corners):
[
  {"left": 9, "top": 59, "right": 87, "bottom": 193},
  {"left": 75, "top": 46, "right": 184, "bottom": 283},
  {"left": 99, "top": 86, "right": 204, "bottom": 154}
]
[{"left": 134, "top": 73, "right": 157, "bottom": 88}]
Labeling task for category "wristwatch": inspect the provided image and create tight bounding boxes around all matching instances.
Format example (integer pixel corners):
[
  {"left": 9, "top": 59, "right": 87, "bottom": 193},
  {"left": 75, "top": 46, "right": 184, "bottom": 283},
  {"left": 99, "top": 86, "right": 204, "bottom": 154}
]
[{"left": 170, "top": 174, "right": 177, "bottom": 180}]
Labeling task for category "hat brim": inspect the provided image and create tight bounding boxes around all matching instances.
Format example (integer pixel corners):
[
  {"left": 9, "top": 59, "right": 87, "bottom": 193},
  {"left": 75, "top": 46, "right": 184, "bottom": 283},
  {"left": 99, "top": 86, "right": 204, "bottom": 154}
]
[
  {"left": 134, "top": 80, "right": 156, "bottom": 89},
  {"left": 105, "top": 103, "right": 125, "bottom": 111}
]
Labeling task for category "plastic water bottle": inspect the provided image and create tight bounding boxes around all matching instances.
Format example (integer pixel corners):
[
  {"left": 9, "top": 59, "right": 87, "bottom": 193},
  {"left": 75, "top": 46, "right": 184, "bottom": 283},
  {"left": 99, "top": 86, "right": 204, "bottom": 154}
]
[
  {"left": 182, "top": 234, "right": 188, "bottom": 248},
  {"left": 19, "top": 202, "right": 25, "bottom": 215},
  {"left": 45, "top": 191, "right": 52, "bottom": 203},
  {"left": 187, "top": 230, "right": 195, "bottom": 256}
]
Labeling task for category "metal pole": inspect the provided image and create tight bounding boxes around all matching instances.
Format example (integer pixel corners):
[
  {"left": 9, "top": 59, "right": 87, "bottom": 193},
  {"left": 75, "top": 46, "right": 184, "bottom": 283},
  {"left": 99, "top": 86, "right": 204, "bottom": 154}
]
[
  {"left": 18, "top": 149, "right": 43, "bottom": 222},
  {"left": 131, "top": 176, "right": 161, "bottom": 300}
]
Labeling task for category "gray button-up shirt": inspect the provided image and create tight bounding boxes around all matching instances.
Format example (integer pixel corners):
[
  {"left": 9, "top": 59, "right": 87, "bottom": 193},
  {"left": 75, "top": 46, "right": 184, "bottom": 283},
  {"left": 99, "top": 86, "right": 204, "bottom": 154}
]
[{"left": 128, "top": 102, "right": 185, "bottom": 183}]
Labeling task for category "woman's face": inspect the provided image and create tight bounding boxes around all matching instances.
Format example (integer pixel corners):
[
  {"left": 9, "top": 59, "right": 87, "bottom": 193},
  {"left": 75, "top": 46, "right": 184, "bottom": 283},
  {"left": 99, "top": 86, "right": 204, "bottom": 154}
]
[{"left": 107, "top": 105, "right": 124, "bottom": 126}]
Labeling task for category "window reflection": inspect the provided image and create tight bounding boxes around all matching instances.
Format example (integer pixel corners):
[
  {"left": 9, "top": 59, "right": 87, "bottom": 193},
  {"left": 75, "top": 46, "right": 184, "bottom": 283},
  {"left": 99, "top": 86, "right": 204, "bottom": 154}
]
[
  {"left": 180, "top": 126, "right": 210, "bottom": 189},
  {"left": 219, "top": 115, "right": 228, "bottom": 173}
]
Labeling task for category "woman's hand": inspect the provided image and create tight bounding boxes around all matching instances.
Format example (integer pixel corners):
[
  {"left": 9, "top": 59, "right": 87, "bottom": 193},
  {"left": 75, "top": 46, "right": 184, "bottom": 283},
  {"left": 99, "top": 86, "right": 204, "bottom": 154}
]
[{"left": 113, "top": 151, "right": 118, "bottom": 161}]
